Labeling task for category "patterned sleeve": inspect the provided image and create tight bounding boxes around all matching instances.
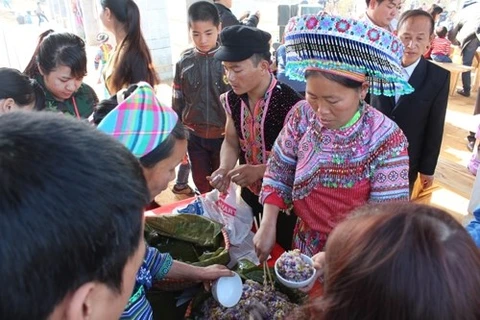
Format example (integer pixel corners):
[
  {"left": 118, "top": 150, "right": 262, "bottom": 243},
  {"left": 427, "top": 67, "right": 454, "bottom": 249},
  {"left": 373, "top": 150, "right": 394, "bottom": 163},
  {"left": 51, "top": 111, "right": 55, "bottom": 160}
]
[
  {"left": 260, "top": 102, "right": 307, "bottom": 207},
  {"left": 369, "top": 126, "right": 410, "bottom": 202},
  {"left": 145, "top": 246, "right": 173, "bottom": 280}
]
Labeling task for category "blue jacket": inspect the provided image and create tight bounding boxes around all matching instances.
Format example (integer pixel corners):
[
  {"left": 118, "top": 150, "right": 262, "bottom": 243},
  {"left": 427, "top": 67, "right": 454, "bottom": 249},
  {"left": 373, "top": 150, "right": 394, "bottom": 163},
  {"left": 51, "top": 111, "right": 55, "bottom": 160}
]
[{"left": 466, "top": 207, "right": 480, "bottom": 247}]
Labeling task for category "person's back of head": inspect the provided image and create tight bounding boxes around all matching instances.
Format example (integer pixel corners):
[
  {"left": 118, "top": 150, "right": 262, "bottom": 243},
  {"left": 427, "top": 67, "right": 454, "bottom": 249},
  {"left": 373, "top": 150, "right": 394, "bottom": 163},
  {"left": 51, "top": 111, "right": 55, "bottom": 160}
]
[
  {"left": 24, "top": 30, "right": 87, "bottom": 80},
  {"left": 100, "top": 0, "right": 159, "bottom": 92},
  {"left": 92, "top": 95, "right": 119, "bottom": 126},
  {"left": 316, "top": 203, "right": 480, "bottom": 320},
  {"left": 428, "top": 4, "right": 443, "bottom": 21},
  {"left": 0, "top": 111, "right": 149, "bottom": 319},
  {"left": 0, "top": 67, "right": 45, "bottom": 112},
  {"left": 429, "top": 4, "right": 443, "bottom": 15},
  {"left": 436, "top": 25, "right": 448, "bottom": 38}
]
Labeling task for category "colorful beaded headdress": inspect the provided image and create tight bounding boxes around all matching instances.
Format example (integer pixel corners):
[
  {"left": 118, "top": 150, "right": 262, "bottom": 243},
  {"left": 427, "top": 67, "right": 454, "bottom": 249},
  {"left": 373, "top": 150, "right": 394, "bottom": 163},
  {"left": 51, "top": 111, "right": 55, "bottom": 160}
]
[
  {"left": 284, "top": 13, "right": 414, "bottom": 96},
  {"left": 97, "top": 82, "right": 178, "bottom": 158}
]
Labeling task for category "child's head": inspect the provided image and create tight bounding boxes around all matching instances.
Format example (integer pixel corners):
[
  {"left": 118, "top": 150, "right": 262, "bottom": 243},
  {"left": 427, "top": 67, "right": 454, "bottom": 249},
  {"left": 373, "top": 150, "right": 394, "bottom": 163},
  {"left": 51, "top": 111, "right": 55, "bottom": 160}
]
[
  {"left": 188, "top": 1, "right": 221, "bottom": 53},
  {"left": 436, "top": 25, "right": 448, "bottom": 38},
  {"left": 97, "top": 82, "right": 189, "bottom": 199},
  {"left": 0, "top": 111, "right": 149, "bottom": 319},
  {"left": 318, "top": 203, "right": 480, "bottom": 319},
  {"left": 0, "top": 67, "right": 45, "bottom": 113}
]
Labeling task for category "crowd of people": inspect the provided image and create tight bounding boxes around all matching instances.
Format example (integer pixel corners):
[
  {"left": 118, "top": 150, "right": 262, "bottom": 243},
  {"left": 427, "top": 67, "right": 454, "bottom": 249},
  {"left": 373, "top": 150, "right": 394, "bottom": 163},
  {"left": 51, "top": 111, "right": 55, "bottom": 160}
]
[{"left": 1, "top": 0, "right": 480, "bottom": 319}]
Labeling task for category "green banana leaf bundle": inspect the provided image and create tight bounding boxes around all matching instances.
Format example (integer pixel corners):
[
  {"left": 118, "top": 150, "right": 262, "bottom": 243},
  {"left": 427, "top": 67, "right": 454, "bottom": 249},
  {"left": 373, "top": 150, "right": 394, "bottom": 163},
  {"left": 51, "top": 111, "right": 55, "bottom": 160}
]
[{"left": 144, "top": 214, "right": 229, "bottom": 267}]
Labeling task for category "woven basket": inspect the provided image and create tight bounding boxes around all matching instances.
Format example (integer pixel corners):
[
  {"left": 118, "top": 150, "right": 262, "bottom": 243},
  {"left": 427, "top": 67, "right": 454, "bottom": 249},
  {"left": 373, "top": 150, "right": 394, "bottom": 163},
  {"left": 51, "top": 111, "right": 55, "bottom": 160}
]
[{"left": 151, "top": 228, "right": 231, "bottom": 292}]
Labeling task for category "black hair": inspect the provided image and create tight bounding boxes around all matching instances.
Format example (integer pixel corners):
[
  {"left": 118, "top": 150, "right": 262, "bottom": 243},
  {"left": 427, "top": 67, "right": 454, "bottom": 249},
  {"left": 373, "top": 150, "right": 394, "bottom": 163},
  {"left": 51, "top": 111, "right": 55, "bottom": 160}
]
[
  {"left": 100, "top": 0, "right": 159, "bottom": 93},
  {"left": 297, "top": 203, "right": 480, "bottom": 320},
  {"left": 139, "top": 121, "right": 189, "bottom": 168},
  {"left": 428, "top": 4, "right": 443, "bottom": 17},
  {"left": 436, "top": 26, "right": 448, "bottom": 38},
  {"left": 92, "top": 95, "right": 118, "bottom": 126},
  {"left": 0, "top": 67, "right": 45, "bottom": 110},
  {"left": 24, "top": 30, "right": 87, "bottom": 79},
  {"left": 92, "top": 83, "right": 189, "bottom": 167},
  {"left": 0, "top": 111, "right": 149, "bottom": 319},
  {"left": 366, "top": 0, "right": 387, "bottom": 6},
  {"left": 188, "top": 1, "right": 220, "bottom": 27},
  {"left": 398, "top": 9, "right": 435, "bottom": 35},
  {"left": 305, "top": 70, "right": 363, "bottom": 89},
  {"left": 250, "top": 52, "right": 272, "bottom": 66},
  {"left": 92, "top": 84, "right": 144, "bottom": 126}
]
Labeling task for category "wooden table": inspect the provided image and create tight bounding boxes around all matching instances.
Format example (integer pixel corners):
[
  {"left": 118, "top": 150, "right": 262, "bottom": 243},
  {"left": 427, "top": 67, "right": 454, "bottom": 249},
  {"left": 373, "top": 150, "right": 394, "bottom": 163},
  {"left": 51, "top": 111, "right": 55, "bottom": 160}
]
[{"left": 430, "top": 60, "right": 475, "bottom": 96}]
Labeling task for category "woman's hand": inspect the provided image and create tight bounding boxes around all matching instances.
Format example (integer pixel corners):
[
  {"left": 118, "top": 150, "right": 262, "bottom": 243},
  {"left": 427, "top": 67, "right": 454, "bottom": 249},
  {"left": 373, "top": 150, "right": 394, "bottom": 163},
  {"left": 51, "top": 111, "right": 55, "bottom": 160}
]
[
  {"left": 200, "top": 264, "right": 234, "bottom": 291},
  {"left": 200, "top": 264, "right": 234, "bottom": 281},
  {"left": 253, "top": 223, "right": 276, "bottom": 263},
  {"left": 312, "top": 251, "right": 326, "bottom": 272},
  {"left": 299, "top": 252, "right": 326, "bottom": 292}
]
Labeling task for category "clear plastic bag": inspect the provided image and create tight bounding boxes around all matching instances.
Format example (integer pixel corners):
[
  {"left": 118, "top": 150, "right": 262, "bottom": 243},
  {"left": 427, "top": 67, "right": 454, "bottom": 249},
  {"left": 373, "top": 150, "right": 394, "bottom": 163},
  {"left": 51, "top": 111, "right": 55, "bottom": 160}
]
[{"left": 202, "top": 183, "right": 253, "bottom": 246}]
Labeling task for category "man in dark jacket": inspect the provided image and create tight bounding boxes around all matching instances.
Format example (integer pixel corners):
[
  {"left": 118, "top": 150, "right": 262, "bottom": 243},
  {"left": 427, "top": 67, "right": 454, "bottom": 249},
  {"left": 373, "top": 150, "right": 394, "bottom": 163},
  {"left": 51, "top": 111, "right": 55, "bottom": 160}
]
[
  {"left": 213, "top": 0, "right": 260, "bottom": 30},
  {"left": 370, "top": 10, "right": 449, "bottom": 193}
]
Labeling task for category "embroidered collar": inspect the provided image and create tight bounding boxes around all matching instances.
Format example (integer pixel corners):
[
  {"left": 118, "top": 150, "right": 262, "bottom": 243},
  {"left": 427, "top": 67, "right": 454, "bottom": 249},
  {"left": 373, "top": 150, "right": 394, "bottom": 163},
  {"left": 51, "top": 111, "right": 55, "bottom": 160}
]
[
  {"left": 340, "top": 109, "right": 361, "bottom": 129},
  {"left": 239, "top": 74, "right": 277, "bottom": 105}
]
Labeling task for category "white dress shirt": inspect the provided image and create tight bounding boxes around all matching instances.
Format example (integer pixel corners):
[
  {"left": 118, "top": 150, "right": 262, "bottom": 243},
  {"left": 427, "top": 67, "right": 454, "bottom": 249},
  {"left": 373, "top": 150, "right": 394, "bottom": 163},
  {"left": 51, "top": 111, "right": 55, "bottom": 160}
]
[{"left": 395, "top": 57, "right": 421, "bottom": 103}]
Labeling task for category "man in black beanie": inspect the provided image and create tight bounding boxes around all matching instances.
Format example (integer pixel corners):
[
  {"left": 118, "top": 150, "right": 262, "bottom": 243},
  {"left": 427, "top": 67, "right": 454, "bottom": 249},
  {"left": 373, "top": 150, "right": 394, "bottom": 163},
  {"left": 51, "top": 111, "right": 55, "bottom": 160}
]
[{"left": 209, "top": 25, "right": 303, "bottom": 251}]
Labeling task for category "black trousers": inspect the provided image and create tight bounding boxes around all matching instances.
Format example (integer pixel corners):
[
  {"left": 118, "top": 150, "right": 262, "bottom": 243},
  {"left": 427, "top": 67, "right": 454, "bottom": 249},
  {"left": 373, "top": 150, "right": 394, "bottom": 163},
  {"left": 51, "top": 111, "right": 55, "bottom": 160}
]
[{"left": 241, "top": 187, "right": 297, "bottom": 251}]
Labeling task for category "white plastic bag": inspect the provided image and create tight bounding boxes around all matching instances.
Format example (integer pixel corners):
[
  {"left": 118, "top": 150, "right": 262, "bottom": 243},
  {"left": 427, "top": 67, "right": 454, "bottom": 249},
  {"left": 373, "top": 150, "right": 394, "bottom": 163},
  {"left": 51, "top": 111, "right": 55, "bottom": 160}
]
[{"left": 202, "top": 183, "right": 253, "bottom": 245}]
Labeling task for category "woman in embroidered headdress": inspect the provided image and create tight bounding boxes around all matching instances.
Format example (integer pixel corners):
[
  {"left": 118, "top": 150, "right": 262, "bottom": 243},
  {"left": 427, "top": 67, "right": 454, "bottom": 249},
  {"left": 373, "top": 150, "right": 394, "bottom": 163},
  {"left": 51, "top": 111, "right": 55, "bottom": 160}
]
[
  {"left": 97, "top": 82, "right": 233, "bottom": 319},
  {"left": 254, "top": 13, "right": 413, "bottom": 262}
]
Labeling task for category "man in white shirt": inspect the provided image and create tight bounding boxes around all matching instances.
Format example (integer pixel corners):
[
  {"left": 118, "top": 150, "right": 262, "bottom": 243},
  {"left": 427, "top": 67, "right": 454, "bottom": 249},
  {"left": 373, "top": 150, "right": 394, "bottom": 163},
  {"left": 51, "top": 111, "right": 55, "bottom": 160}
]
[
  {"left": 364, "top": 0, "right": 402, "bottom": 32},
  {"left": 370, "top": 10, "right": 450, "bottom": 193}
]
